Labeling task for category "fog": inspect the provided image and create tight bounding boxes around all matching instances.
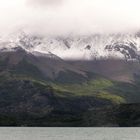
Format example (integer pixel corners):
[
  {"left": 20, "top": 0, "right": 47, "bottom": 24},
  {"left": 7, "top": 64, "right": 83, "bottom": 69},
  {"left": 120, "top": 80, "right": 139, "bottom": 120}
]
[{"left": 0, "top": 0, "right": 140, "bottom": 36}]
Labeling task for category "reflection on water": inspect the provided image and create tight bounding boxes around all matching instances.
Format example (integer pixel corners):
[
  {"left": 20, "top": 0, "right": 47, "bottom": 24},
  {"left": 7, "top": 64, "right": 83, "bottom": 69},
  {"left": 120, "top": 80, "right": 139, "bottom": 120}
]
[{"left": 0, "top": 127, "right": 139, "bottom": 140}]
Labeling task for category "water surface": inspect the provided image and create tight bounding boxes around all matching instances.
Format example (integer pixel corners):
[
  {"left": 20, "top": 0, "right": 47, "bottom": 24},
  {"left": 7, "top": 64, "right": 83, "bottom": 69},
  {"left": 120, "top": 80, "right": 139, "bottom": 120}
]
[{"left": 0, "top": 127, "right": 139, "bottom": 140}]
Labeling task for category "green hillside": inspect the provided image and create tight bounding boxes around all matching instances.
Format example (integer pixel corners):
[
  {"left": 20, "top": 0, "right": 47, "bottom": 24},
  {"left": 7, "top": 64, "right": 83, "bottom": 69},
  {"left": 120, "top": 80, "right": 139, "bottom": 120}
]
[{"left": 0, "top": 51, "right": 140, "bottom": 126}]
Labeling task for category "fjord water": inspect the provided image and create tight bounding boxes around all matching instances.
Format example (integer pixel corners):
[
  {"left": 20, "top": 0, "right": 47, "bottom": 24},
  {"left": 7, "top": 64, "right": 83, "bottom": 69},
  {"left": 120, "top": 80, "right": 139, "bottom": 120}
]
[{"left": 0, "top": 127, "right": 139, "bottom": 140}]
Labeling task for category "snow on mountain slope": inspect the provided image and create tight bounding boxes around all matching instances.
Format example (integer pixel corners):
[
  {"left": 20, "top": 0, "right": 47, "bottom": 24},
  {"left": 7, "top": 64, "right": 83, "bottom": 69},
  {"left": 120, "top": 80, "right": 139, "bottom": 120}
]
[{"left": 0, "top": 31, "right": 140, "bottom": 60}]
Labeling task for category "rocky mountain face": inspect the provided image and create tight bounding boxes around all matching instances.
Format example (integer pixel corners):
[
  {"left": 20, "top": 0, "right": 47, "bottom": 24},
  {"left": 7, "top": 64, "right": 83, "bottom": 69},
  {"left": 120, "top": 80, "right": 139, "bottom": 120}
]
[{"left": 1, "top": 31, "right": 140, "bottom": 61}]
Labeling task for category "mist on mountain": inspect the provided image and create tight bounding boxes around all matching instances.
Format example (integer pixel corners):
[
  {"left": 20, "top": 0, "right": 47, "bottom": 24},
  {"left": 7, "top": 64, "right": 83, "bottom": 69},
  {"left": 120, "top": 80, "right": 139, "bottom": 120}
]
[{"left": 0, "top": 0, "right": 140, "bottom": 36}]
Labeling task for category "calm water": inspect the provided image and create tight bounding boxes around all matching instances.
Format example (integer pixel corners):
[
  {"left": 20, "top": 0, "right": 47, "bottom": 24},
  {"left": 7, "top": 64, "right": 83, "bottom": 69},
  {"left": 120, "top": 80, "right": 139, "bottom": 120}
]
[{"left": 0, "top": 127, "right": 140, "bottom": 140}]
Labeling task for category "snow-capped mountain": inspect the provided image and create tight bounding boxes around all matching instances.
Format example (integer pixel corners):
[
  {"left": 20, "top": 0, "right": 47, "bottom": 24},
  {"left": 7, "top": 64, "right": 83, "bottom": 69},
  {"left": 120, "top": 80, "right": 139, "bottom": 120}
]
[{"left": 1, "top": 31, "right": 140, "bottom": 61}]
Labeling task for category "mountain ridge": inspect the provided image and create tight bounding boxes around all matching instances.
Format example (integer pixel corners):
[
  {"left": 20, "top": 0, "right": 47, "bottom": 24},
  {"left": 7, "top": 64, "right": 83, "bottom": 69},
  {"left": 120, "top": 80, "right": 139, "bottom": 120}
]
[{"left": 1, "top": 31, "right": 140, "bottom": 61}]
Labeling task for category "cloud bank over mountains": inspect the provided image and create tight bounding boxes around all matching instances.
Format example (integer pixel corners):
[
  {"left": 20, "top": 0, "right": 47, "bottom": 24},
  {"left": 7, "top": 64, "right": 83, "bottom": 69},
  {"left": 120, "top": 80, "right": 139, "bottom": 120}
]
[{"left": 0, "top": 0, "right": 140, "bottom": 36}]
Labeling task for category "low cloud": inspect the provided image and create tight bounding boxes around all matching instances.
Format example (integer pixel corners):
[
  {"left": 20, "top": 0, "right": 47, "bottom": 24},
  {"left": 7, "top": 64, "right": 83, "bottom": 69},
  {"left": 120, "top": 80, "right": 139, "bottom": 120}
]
[{"left": 0, "top": 0, "right": 140, "bottom": 36}]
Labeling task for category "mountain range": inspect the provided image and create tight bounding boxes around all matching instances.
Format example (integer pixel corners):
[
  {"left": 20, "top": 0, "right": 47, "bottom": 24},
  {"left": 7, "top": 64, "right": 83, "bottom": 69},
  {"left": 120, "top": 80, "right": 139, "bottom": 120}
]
[{"left": 0, "top": 31, "right": 140, "bottom": 126}]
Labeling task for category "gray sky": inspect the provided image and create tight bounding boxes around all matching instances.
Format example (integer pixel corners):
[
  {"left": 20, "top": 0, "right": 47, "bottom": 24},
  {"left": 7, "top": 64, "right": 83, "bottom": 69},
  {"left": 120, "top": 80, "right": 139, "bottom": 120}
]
[{"left": 0, "top": 0, "right": 140, "bottom": 35}]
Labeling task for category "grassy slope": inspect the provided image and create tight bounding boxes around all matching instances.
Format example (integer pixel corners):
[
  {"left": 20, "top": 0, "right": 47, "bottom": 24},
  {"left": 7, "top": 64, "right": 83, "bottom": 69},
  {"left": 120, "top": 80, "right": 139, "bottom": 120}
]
[
  {"left": 49, "top": 69, "right": 140, "bottom": 104},
  {"left": 1, "top": 52, "right": 140, "bottom": 104},
  {"left": 0, "top": 57, "right": 127, "bottom": 104},
  {"left": 52, "top": 73, "right": 140, "bottom": 104},
  {"left": 52, "top": 78, "right": 126, "bottom": 104}
]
